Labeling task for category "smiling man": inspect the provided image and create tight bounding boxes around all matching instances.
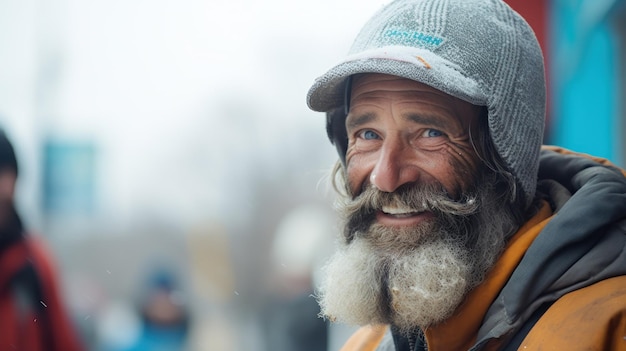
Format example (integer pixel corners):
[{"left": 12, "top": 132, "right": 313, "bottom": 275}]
[
  {"left": 321, "top": 73, "right": 520, "bottom": 335},
  {"left": 306, "top": 0, "right": 626, "bottom": 350}
]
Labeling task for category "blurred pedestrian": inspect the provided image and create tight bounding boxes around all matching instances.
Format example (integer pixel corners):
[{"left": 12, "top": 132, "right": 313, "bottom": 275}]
[
  {"left": 261, "top": 206, "right": 331, "bottom": 351},
  {"left": 101, "top": 267, "right": 191, "bottom": 351},
  {"left": 0, "top": 129, "right": 85, "bottom": 351}
]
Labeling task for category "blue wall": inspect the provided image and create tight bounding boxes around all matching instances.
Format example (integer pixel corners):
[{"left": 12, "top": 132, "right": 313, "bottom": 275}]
[{"left": 549, "top": 0, "right": 624, "bottom": 166}]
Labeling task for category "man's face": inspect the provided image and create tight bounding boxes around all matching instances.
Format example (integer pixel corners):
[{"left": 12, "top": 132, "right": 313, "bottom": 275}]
[
  {"left": 345, "top": 73, "right": 482, "bottom": 202},
  {"left": 317, "top": 74, "right": 514, "bottom": 332}
]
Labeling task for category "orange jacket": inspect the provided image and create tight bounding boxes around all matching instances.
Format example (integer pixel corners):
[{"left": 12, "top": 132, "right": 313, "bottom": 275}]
[{"left": 338, "top": 147, "right": 626, "bottom": 351}]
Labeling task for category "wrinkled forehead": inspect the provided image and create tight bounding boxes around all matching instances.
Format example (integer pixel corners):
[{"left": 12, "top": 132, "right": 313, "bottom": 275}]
[
  {"left": 350, "top": 73, "right": 457, "bottom": 104},
  {"left": 348, "top": 73, "right": 484, "bottom": 123}
]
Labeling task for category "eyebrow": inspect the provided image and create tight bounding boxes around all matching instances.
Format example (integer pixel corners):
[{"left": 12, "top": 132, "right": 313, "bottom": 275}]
[
  {"left": 346, "top": 112, "right": 451, "bottom": 131},
  {"left": 404, "top": 113, "right": 449, "bottom": 130},
  {"left": 346, "top": 112, "right": 377, "bottom": 131}
]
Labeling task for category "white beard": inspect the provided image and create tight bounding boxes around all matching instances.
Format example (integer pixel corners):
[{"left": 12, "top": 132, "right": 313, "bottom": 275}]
[
  {"left": 317, "top": 226, "right": 475, "bottom": 333},
  {"left": 316, "top": 173, "right": 517, "bottom": 332}
]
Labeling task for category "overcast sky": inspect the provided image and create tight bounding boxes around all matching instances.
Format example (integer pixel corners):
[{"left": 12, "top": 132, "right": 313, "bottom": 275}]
[{"left": 0, "top": 0, "right": 390, "bottom": 229}]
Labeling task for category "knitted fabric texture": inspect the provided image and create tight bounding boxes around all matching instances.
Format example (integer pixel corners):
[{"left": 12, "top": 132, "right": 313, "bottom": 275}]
[{"left": 306, "top": 0, "right": 546, "bottom": 208}]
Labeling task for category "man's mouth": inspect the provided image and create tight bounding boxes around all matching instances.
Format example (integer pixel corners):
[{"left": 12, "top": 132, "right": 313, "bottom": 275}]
[
  {"left": 381, "top": 205, "right": 422, "bottom": 218},
  {"left": 376, "top": 204, "right": 434, "bottom": 227}
]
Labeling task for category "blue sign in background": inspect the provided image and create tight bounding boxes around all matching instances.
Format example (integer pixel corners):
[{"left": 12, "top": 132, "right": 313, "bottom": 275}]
[{"left": 42, "top": 140, "right": 97, "bottom": 214}]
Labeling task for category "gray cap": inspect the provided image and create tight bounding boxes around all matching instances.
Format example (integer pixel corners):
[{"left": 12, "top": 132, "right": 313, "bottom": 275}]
[{"left": 307, "top": 0, "right": 546, "bottom": 208}]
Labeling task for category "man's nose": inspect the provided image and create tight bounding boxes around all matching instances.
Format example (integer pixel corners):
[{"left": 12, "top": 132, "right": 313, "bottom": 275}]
[{"left": 370, "top": 139, "right": 420, "bottom": 193}]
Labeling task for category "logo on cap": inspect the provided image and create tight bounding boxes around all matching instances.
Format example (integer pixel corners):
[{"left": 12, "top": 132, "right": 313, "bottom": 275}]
[{"left": 383, "top": 28, "right": 445, "bottom": 50}]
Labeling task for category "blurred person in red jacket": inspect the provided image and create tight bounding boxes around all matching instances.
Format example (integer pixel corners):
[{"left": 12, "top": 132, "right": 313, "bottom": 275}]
[{"left": 0, "top": 129, "right": 85, "bottom": 351}]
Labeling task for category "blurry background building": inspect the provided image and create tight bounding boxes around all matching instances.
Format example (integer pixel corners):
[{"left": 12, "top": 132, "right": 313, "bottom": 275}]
[
  {"left": 0, "top": 0, "right": 624, "bottom": 350},
  {"left": 506, "top": 0, "right": 625, "bottom": 165}
]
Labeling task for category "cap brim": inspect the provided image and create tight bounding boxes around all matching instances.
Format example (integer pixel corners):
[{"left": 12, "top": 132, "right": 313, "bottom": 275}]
[{"left": 307, "top": 46, "right": 487, "bottom": 112}]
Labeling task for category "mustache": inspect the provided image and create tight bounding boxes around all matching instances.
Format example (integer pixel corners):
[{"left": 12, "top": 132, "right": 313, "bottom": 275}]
[{"left": 340, "top": 182, "right": 480, "bottom": 242}]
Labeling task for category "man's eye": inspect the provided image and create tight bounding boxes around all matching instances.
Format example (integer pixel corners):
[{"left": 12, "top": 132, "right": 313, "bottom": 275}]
[
  {"left": 423, "top": 129, "right": 444, "bottom": 138},
  {"left": 360, "top": 130, "right": 380, "bottom": 140}
]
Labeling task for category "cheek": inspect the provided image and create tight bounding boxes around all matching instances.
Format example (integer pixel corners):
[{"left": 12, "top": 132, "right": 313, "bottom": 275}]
[
  {"left": 346, "top": 165, "right": 364, "bottom": 196},
  {"left": 445, "top": 148, "right": 481, "bottom": 190},
  {"left": 345, "top": 156, "right": 372, "bottom": 196}
]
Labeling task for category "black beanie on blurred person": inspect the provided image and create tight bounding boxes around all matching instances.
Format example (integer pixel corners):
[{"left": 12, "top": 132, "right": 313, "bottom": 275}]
[
  {"left": 0, "top": 130, "right": 18, "bottom": 176},
  {"left": 0, "top": 129, "right": 22, "bottom": 248}
]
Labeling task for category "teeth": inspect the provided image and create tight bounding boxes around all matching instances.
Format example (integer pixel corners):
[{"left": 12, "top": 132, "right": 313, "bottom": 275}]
[{"left": 382, "top": 205, "right": 419, "bottom": 215}]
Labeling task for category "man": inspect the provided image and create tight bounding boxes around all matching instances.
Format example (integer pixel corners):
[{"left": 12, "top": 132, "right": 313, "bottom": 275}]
[
  {"left": 305, "top": 0, "right": 626, "bottom": 350},
  {"left": 0, "top": 130, "right": 85, "bottom": 351}
]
